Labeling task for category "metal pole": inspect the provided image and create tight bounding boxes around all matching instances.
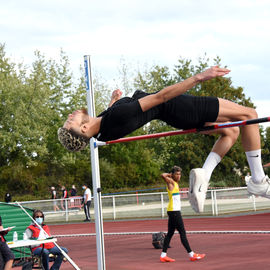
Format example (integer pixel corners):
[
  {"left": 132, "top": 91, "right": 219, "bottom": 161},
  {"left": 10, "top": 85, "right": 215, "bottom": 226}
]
[
  {"left": 65, "top": 199, "right": 68, "bottom": 222},
  {"left": 112, "top": 196, "right": 116, "bottom": 220},
  {"left": 84, "top": 55, "right": 106, "bottom": 270},
  {"left": 252, "top": 195, "right": 256, "bottom": 211},
  {"left": 214, "top": 190, "right": 218, "bottom": 216},
  {"left": 161, "top": 193, "right": 164, "bottom": 218},
  {"left": 211, "top": 190, "right": 215, "bottom": 216}
]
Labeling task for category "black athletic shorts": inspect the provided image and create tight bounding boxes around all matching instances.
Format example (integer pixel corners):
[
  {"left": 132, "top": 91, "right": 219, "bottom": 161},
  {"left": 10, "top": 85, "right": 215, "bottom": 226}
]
[
  {"left": 132, "top": 90, "right": 220, "bottom": 129},
  {"left": 160, "top": 94, "right": 219, "bottom": 130}
]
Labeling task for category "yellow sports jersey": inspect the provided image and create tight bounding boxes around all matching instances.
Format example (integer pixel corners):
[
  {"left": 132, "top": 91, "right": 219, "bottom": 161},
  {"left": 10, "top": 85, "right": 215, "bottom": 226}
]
[{"left": 167, "top": 182, "right": 181, "bottom": 211}]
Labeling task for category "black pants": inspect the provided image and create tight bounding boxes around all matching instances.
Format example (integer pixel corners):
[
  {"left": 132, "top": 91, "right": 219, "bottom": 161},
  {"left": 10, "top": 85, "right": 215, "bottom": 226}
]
[
  {"left": 162, "top": 211, "right": 191, "bottom": 253},
  {"left": 84, "top": 201, "right": 91, "bottom": 220}
]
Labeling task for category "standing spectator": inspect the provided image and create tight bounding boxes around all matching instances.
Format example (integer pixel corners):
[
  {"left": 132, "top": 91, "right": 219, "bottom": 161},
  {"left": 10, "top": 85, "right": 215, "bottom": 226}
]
[
  {"left": 0, "top": 215, "right": 14, "bottom": 270},
  {"left": 245, "top": 172, "right": 251, "bottom": 185},
  {"left": 70, "top": 185, "right": 77, "bottom": 197},
  {"left": 4, "top": 193, "right": 11, "bottom": 204},
  {"left": 82, "top": 185, "right": 91, "bottom": 222},
  {"left": 61, "top": 186, "right": 68, "bottom": 211},
  {"left": 51, "top": 187, "right": 59, "bottom": 212}
]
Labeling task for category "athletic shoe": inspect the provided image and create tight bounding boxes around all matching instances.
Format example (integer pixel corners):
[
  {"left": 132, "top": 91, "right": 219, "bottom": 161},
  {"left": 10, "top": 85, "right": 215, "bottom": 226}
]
[
  {"left": 189, "top": 168, "right": 208, "bottom": 213},
  {"left": 247, "top": 175, "right": 270, "bottom": 199},
  {"left": 160, "top": 256, "right": 175, "bottom": 262},
  {"left": 190, "top": 253, "right": 206, "bottom": 261}
]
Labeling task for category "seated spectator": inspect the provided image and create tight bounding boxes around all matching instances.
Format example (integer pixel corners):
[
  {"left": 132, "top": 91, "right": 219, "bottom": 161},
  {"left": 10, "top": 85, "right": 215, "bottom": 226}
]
[
  {"left": 25, "top": 210, "right": 68, "bottom": 270},
  {"left": 0, "top": 215, "right": 14, "bottom": 270}
]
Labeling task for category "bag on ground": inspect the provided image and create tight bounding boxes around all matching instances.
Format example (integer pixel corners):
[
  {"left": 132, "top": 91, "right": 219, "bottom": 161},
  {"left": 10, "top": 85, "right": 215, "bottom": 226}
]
[{"left": 152, "top": 232, "right": 166, "bottom": 249}]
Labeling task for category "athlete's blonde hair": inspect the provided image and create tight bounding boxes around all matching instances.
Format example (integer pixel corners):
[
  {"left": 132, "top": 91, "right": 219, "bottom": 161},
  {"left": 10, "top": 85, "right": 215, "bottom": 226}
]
[{"left": 58, "top": 127, "right": 89, "bottom": 152}]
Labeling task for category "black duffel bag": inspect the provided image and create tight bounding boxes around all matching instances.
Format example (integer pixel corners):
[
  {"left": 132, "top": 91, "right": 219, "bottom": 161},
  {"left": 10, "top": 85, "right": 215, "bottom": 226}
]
[{"left": 152, "top": 232, "right": 166, "bottom": 249}]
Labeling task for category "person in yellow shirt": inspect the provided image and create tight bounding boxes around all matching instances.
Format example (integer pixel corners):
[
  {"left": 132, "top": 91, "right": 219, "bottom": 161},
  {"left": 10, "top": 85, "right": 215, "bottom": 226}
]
[{"left": 160, "top": 166, "right": 205, "bottom": 263}]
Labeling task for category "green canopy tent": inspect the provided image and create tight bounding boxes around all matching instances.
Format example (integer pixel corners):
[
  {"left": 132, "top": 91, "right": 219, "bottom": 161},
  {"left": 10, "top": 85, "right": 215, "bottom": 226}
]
[{"left": 0, "top": 202, "right": 34, "bottom": 259}]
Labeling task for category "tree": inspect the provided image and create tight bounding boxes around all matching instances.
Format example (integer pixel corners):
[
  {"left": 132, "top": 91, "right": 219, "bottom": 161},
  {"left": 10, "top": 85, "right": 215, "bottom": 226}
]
[{"left": 1, "top": 45, "right": 263, "bottom": 200}]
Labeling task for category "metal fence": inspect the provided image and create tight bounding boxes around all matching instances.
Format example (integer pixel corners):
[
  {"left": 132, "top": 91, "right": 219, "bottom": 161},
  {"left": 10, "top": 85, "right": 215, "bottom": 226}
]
[{"left": 15, "top": 187, "right": 270, "bottom": 223}]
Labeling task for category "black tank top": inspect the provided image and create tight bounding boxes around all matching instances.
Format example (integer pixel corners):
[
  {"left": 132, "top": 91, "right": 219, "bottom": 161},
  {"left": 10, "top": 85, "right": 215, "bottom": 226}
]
[{"left": 95, "top": 92, "right": 162, "bottom": 141}]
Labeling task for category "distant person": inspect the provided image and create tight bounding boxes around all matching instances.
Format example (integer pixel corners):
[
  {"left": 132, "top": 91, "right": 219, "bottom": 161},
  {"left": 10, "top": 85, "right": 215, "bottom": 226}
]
[
  {"left": 4, "top": 193, "right": 11, "bottom": 204},
  {"left": 25, "top": 210, "right": 68, "bottom": 270},
  {"left": 51, "top": 187, "right": 60, "bottom": 212},
  {"left": 245, "top": 172, "right": 251, "bottom": 185},
  {"left": 61, "top": 186, "right": 68, "bottom": 211},
  {"left": 0, "top": 215, "right": 14, "bottom": 270},
  {"left": 82, "top": 185, "right": 91, "bottom": 222},
  {"left": 70, "top": 185, "right": 77, "bottom": 197},
  {"left": 160, "top": 166, "right": 205, "bottom": 263}
]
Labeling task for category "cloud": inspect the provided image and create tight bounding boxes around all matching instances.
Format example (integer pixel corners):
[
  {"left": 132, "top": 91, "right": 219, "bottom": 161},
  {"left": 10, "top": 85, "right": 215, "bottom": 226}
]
[{"left": 1, "top": 0, "right": 270, "bottom": 103}]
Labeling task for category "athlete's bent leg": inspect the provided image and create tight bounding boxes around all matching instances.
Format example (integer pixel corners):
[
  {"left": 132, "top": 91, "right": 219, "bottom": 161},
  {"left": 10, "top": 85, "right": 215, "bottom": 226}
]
[
  {"left": 189, "top": 126, "right": 240, "bottom": 213},
  {"left": 217, "top": 98, "right": 270, "bottom": 197}
]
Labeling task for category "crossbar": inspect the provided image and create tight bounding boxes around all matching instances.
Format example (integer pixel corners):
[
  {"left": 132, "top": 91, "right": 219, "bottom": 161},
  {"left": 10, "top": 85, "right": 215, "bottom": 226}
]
[{"left": 96, "top": 116, "right": 270, "bottom": 146}]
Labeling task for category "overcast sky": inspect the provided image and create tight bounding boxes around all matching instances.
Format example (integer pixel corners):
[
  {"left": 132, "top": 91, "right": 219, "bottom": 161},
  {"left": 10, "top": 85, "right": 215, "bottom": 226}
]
[{"left": 1, "top": 0, "right": 270, "bottom": 126}]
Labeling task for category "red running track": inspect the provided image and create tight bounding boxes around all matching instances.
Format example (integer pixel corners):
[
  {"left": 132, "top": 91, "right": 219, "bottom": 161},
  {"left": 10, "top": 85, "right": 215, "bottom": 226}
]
[{"left": 50, "top": 213, "right": 270, "bottom": 270}]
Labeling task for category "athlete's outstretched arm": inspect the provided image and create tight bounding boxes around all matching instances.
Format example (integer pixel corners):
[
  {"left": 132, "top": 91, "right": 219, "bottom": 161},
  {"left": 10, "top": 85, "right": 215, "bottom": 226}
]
[{"left": 139, "top": 66, "right": 230, "bottom": 112}]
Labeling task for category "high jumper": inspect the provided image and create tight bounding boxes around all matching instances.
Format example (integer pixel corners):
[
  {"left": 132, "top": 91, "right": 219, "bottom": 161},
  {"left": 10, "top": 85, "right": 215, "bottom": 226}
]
[{"left": 58, "top": 66, "right": 270, "bottom": 213}]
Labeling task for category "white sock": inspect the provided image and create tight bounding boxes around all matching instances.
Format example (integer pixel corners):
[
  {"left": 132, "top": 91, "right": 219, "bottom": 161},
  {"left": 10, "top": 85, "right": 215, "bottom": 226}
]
[
  {"left": 245, "top": 150, "right": 265, "bottom": 184},
  {"left": 161, "top": 252, "right": 166, "bottom": 258},
  {"left": 189, "top": 251, "right": 194, "bottom": 257},
  {"left": 202, "top": 152, "right": 222, "bottom": 182}
]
